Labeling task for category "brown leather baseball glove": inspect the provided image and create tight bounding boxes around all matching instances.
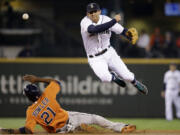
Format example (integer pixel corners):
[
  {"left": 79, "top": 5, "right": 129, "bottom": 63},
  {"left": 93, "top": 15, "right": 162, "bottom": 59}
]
[{"left": 125, "top": 28, "right": 138, "bottom": 45}]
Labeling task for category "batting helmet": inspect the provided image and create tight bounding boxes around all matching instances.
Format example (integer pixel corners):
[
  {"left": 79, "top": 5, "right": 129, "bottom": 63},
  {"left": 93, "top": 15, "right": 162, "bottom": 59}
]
[{"left": 23, "top": 84, "right": 41, "bottom": 102}]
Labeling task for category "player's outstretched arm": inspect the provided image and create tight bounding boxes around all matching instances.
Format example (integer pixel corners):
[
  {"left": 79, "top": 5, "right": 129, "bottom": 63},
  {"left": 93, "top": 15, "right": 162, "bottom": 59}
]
[
  {"left": 0, "top": 127, "right": 32, "bottom": 134},
  {"left": 88, "top": 14, "right": 121, "bottom": 34},
  {"left": 23, "top": 74, "right": 56, "bottom": 84}
]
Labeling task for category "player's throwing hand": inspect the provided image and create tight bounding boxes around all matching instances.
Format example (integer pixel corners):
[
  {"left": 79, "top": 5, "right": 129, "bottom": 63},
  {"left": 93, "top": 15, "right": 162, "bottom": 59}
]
[{"left": 114, "top": 14, "right": 121, "bottom": 22}]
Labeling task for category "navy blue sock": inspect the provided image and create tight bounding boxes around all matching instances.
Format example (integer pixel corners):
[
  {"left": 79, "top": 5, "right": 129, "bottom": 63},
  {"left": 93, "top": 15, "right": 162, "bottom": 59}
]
[{"left": 131, "top": 78, "right": 137, "bottom": 85}]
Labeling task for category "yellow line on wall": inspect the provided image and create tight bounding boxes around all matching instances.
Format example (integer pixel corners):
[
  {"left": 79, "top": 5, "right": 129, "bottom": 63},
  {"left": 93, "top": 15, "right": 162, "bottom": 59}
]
[
  {"left": 0, "top": 58, "right": 87, "bottom": 64},
  {"left": 123, "top": 58, "right": 180, "bottom": 64},
  {"left": 0, "top": 58, "right": 179, "bottom": 64}
]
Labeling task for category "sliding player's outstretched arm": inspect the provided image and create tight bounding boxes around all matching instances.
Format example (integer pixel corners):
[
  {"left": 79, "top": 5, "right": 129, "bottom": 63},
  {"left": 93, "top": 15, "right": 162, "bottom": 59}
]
[
  {"left": 0, "top": 127, "right": 32, "bottom": 134},
  {"left": 23, "top": 74, "right": 57, "bottom": 84}
]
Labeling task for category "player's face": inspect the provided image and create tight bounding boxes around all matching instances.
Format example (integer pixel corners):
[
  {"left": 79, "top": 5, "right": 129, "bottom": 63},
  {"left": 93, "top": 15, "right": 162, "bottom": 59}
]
[
  {"left": 169, "top": 65, "right": 176, "bottom": 71},
  {"left": 87, "top": 10, "right": 101, "bottom": 23}
]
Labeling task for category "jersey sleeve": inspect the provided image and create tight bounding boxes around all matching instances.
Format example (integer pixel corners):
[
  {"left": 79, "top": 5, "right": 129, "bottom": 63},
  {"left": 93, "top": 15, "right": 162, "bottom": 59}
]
[
  {"left": 163, "top": 72, "right": 168, "bottom": 83},
  {"left": 110, "top": 23, "right": 124, "bottom": 34},
  {"left": 44, "top": 81, "right": 61, "bottom": 99},
  {"left": 25, "top": 109, "right": 36, "bottom": 133},
  {"left": 104, "top": 16, "right": 124, "bottom": 34},
  {"left": 80, "top": 17, "right": 92, "bottom": 33}
]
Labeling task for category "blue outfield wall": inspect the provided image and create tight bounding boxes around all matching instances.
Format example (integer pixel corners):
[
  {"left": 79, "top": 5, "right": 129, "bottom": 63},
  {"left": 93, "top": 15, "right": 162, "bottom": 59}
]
[{"left": 0, "top": 58, "right": 179, "bottom": 118}]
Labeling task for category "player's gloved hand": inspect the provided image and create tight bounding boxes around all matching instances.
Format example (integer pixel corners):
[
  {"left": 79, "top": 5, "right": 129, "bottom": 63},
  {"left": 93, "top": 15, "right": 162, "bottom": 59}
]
[{"left": 125, "top": 28, "right": 138, "bottom": 45}]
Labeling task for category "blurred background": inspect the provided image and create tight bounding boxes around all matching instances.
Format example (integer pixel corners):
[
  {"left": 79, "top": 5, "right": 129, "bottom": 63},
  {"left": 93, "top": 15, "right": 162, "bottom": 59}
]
[
  {"left": 0, "top": 0, "right": 180, "bottom": 58},
  {"left": 0, "top": 0, "right": 180, "bottom": 122}
]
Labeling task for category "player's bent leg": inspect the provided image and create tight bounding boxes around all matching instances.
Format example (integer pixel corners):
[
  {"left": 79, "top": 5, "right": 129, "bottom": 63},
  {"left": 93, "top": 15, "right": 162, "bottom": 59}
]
[
  {"left": 88, "top": 57, "right": 112, "bottom": 82},
  {"left": 111, "top": 72, "right": 126, "bottom": 87},
  {"left": 121, "top": 124, "right": 136, "bottom": 133},
  {"left": 131, "top": 79, "right": 148, "bottom": 95},
  {"left": 108, "top": 48, "right": 148, "bottom": 94},
  {"left": 67, "top": 112, "right": 136, "bottom": 133},
  {"left": 67, "top": 111, "right": 98, "bottom": 130},
  {"left": 108, "top": 48, "right": 135, "bottom": 82},
  {"left": 94, "top": 71, "right": 112, "bottom": 82},
  {"left": 92, "top": 114, "right": 136, "bottom": 133},
  {"left": 92, "top": 114, "right": 117, "bottom": 130}
]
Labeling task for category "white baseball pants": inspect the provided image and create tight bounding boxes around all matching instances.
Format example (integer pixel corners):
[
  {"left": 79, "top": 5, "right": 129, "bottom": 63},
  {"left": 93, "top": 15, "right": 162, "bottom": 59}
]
[
  {"left": 165, "top": 90, "right": 180, "bottom": 120},
  {"left": 88, "top": 47, "right": 134, "bottom": 82},
  {"left": 65, "top": 111, "right": 126, "bottom": 133}
]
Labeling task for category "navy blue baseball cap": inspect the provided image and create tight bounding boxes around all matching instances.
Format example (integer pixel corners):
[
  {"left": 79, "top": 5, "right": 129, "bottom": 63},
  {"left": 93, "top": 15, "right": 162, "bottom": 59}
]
[{"left": 86, "top": 3, "right": 100, "bottom": 13}]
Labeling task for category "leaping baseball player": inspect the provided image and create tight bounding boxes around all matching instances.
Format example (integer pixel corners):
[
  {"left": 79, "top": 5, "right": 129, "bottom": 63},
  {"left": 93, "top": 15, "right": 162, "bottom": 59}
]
[{"left": 80, "top": 3, "right": 148, "bottom": 95}]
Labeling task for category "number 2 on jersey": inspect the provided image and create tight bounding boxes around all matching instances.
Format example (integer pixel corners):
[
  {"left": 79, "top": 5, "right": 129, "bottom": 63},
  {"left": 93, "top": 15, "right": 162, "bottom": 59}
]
[{"left": 41, "top": 107, "right": 56, "bottom": 125}]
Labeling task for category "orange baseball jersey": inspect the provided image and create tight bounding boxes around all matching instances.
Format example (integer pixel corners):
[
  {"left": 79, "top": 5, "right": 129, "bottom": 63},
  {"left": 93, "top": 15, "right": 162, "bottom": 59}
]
[{"left": 25, "top": 81, "right": 68, "bottom": 133}]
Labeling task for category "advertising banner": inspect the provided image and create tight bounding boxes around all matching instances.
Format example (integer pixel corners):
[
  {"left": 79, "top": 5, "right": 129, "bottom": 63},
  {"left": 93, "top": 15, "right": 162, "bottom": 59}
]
[{"left": 0, "top": 59, "right": 179, "bottom": 117}]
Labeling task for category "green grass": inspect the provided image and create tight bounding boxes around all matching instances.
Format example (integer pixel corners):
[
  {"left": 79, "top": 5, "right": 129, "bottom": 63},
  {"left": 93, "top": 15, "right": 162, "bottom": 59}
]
[
  {"left": 0, "top": 118, "right": 25, "bottom": 128},
  {"left": 0, "top": 118, "right": 180, "bottom": 130},
  {"left": 109, "top": 118, "right": 180, "bottom": 130}
]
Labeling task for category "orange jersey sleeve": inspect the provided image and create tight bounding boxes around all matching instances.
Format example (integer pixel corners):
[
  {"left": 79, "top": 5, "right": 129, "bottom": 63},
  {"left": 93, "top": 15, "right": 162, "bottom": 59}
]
[{"left": 44, "top": 81, "right": 61, "bottom": 99}]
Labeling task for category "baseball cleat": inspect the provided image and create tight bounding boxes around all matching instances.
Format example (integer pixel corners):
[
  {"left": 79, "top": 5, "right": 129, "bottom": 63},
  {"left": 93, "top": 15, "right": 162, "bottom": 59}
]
[
  {"left": 121, "top": 124, "right": 136, "bottom": 133},
  {"left": 135, "top": 81, "right": 148, "bottom": 95},
  {"left": 111, "top": 72, "right": 126, "bottom": 87}
]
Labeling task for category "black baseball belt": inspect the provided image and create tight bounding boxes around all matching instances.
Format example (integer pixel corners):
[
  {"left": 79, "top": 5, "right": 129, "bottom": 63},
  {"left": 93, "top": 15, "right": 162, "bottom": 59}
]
[{"left": 89, "top": 45, "right": 111, "bottom": 58}]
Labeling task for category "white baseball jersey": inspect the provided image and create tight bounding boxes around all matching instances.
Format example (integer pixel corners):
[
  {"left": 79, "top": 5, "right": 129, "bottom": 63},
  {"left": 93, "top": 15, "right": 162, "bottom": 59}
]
[
  {"left": 80, "top": 15, "right": 124, "bottom": 56},
  {"left": 164, "top": 70, "right": 180, "bottom": 91},
  {"left": 80, "top": 15, "right": 134, "bottom": 83}
]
